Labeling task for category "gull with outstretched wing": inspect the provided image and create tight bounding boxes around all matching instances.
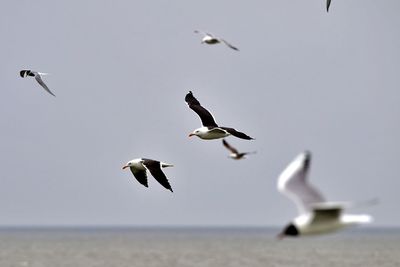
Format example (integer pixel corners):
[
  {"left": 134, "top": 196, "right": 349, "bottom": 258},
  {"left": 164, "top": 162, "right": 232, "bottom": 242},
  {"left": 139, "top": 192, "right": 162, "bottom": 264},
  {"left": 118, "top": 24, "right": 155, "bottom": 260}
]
[
  {"left": 185, "top": 91, "right": 253, "bottom": 140},
  {"left": 194, "top": 30, "right": 239, "bottom": 51},
  {"left": 277, "top": 151, "right": 373, "bottom": 238}
]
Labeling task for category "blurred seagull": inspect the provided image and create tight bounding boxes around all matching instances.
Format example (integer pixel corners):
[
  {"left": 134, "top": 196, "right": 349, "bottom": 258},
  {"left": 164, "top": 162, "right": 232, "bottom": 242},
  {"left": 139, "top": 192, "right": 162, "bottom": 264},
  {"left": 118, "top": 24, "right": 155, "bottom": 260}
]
[
  {"left": 123, "top": 158, "right": 174, "bottom": 192},
  {"left": 194, "top": 30, "right": 239, "bottom": 51},
  {"left": 185, "top": 91, "right": 253, "bottom": 140},
  {"left": 222, "top": 139, "right": 256, "bottom": 160},
  {"left": 277, "top": 151, "right": 373, "bottom": 238},
  {"left": 20, "top": 70, "right": 55, "bottom": 97}
]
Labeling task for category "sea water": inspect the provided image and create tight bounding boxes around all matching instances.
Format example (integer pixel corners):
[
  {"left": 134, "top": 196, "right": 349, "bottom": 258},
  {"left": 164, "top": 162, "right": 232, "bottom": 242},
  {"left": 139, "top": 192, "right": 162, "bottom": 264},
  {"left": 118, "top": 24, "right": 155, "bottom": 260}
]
[{"left": 0, "top": 227, "right": 398, "bottom": 267}]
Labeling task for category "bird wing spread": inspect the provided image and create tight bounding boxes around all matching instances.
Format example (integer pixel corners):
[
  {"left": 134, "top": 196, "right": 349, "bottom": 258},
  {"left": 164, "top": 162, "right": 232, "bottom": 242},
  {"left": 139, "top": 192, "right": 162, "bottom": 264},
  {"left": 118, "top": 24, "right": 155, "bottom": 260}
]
[
  {"left": 142, "top": 159, "right": 173, "bottom": 192},
  {"left": 194, "top": 30, "right": 214, "bottom": 37},
  {"left": 35, "top": 74, "right": 56, "bottom": 97},
  {"left": 130, "top": 167, "right": 148, "bottom": 187},
  {"left": 277, "top": 151, "right": 325, "bottom": 214},
  {"left": 220, "top": 127, "right": 253, "bottom": 140},
  {"left": 185, "top": 91, "right": 218, "bottom": 127},
  {"left": 221, "top": 39, "right": 239, "bottom": 51},
  {"left": 222, "top": 139, "right": 239, "bottom": 154}
]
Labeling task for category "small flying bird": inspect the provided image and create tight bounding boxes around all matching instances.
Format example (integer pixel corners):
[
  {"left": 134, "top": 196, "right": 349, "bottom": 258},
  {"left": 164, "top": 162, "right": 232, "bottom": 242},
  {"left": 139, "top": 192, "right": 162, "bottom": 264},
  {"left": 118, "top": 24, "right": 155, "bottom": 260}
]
[
  {"left": 222, "top": 139, "right": 256, "bottom": 160},
  {"left": 194, "top": 30, "right": 239, "bottom": 51},
  {"left": 122, "top": 158, "right": 174, "bottom": 192},
  {"left": 20, "top": 70, "right": 55, "bottom": 97},
  {"left": 277, "top": 151, "right": 373, "bottom": 239},
  {"left": 185, "top": 91, "right": 254, "bottom": 140}
]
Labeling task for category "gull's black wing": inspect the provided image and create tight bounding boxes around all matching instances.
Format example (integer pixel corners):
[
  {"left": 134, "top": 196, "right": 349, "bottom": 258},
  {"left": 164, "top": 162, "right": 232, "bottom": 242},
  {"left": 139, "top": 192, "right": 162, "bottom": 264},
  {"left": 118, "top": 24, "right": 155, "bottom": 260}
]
[
  {"left": 222, "top": 139, "right": 239, "bottom": 154},
  {"left": 221, "top": 127, "right": 254, "bottom": 140},
  {"left": 185, "top": 91, "right": 218, "bottom": 127},
  {"left": 130, "top": 167, "right": 148, "bottom": 188},
  {"left": 142, "top": 159, "right": 173, "bottom": 192}
]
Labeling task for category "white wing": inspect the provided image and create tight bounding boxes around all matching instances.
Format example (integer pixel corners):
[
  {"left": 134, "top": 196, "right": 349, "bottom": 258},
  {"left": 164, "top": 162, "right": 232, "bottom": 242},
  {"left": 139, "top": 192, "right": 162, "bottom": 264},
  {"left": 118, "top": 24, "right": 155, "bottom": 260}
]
[
  {"left": 194, "top": 30, "right": 214, "bottom": 38},
  {"left": 277, "top": 151, "right": 325, "bottom": 214},
  {"left": 34, "top": 73, "right": 56, "bottom": 97}
]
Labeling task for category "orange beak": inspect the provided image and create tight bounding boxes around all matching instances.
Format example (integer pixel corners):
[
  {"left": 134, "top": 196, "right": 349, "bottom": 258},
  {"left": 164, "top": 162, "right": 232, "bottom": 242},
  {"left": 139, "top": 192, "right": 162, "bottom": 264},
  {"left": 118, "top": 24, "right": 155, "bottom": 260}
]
[{"left": 122, "top": 165, "right": 129, "bottom": 170}]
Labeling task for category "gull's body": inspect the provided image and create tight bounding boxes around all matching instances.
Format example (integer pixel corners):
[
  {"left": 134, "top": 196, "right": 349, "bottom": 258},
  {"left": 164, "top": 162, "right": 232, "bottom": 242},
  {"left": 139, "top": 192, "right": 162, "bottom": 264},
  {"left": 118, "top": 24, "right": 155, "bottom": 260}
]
[
  {"left": 277, "top": 151, "right": 372, "bottom": 238},
  {"left": 185, "top": 91, "right": 253, "bottom": 140},
  {"left": 194, "top": 30, "right": 239, "bottom": 51},
  {"left": 194, "top": 126, "right": 230, "bottom": 140},
  {"left": 222, "top": 139, "right": 256, "bottom": 160},
  {"left": 122, "top": 158, "right": 174, "bottom": 192},
  {"left": 20, "top": 70, "right": 55, "bottom": 97}
]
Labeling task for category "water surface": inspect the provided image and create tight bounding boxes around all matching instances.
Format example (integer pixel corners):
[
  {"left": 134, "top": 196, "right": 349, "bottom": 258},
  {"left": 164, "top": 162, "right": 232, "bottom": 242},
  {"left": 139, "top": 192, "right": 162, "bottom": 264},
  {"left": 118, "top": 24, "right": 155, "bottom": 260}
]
[{"left": 0, "top": 227, "right": 398, "bottom": 267}]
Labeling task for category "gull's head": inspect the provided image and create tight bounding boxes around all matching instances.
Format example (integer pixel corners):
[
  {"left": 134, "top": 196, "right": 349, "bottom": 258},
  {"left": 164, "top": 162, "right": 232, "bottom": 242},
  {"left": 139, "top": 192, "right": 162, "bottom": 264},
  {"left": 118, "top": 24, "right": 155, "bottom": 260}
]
[
  {"left": 189, "top": 129, "right": 200, "bottom": 137},
  {"left": 122, "top": 160, "right": 133, "bottom": 170},
  {"left": 277, "top": 223, "right": 299, "bottom": 240},
  {"left": 188, "top": 127, "right": 206, "bottom": 138}
]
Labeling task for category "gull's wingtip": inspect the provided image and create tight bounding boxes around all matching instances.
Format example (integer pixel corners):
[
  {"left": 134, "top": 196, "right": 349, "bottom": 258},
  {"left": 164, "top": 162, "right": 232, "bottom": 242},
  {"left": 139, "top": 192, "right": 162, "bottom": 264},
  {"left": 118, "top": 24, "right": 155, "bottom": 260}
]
[{"left": 326, "top": 0, "right": 331, "bottom": 12}]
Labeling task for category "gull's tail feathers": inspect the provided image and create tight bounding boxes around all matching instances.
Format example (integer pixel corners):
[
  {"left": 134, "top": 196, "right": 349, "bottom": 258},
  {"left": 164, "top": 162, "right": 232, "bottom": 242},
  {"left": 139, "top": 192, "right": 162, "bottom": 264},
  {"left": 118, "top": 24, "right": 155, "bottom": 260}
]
[
  {"left": 342, "top": 214, "right": 373, "bottom": 225},
  {"left": 161, "top": 162, "right": 174, "bottom": 168}
]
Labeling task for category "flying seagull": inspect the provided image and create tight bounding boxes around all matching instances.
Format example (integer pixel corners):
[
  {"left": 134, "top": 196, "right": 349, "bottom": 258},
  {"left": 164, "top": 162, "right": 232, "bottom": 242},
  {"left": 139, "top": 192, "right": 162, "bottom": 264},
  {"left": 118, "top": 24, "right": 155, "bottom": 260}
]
[
  {"left": 327, "top": 0, "right": 332, "bottom": 12},
  {"left": 222, "top": 139, "right": 256, "bottom": 160},
  {"left": 185, "top": 91, "right": 254, "bottom": 140},
  {"left": 122, "top": 158, "right": 174, "bottom": 192},
  {"left": 277, "top": 151, "right": 373, "bottom": 238},
  {"left": 20, "top": 70, "right": 55, "bottom": 97},
  {"left": 194, "top": 30, "right": 239, "bottom": 51}
]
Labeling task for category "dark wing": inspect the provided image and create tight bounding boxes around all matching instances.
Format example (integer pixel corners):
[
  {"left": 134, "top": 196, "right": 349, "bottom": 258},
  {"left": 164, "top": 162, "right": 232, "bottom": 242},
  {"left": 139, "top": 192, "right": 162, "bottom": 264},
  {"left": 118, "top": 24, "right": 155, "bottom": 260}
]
[
  {"left": 142, "top": 159, "right": 173, "bottom": 192},
  {"left": 220, "top": 127, "right": 253, "bottom": 140},
  {"left": 222, "top": 139, "right": 239, "bottom": 154},
  {"left": 327, "top": 0, "right": 331, "bottom": 12},
  {"left": 130, "top": 167, "right": 149, "bottom": 188},
  {"left": 221, "top": 39, "right": 239, "bottom": 51},
  {"left": 185, "top": 91, "right": 218, "bottom": 127},
  {"left": 277, "top": 151, "right": 326, "bottom": 214},
  {"left": 311, "top": 207, "right": 342, "bottom": 224},
  {"left": 35, "top": 74, "right": 56, "bottom": 97}
]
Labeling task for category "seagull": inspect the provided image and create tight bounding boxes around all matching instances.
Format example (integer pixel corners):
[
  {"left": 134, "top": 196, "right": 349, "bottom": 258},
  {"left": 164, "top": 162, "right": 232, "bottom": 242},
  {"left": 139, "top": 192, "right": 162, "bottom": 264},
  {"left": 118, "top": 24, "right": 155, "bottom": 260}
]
[
  {"left": 122, "top": 158, "right": 174, "bottom": 192},
  {"left": 222, "top": 139, "right": 256, "bottom": 160},
  {"left": 327, "top": 0, "right": 332, "bottom": 12},
  {"left": 277, "top": 151, "right": 373, "bottom": 238},
  {"left": 185, "top": 91, "right": 254, "bottom": 140},
  {"left": 194, "top": 30, "right": 239, "bottom": 51},
  {"left": 20, "top": 70, "right": 55, "bottom": 97}
]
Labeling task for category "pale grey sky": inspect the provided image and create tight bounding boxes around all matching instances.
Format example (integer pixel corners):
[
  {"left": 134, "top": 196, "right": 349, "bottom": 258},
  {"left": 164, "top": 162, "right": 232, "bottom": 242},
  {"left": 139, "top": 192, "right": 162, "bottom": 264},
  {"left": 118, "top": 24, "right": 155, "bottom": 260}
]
[{"left": 0, "top": 0, "right": 399, "bottom": 227}]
